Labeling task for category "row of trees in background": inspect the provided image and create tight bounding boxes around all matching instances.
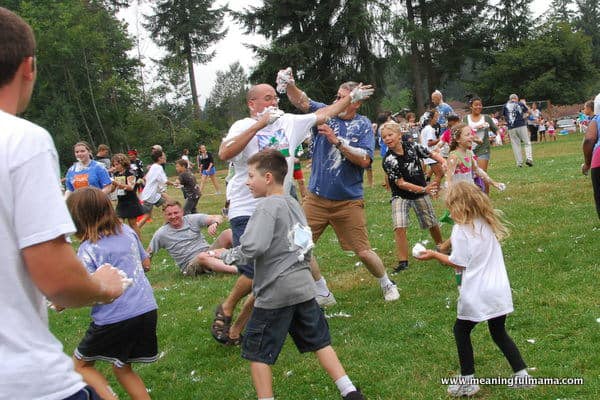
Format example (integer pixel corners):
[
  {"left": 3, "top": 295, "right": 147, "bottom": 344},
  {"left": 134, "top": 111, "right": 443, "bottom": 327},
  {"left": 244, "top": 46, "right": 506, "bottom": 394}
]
[{"left": 6, "top": 0, "right": 600, "bottom": 169}]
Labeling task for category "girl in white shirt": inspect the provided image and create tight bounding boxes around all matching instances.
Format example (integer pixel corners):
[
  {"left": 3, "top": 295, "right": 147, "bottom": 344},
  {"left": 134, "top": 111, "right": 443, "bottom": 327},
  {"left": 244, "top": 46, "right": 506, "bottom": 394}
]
[{"left": 415, "top": 181, "right": 533, "bottom": 397}]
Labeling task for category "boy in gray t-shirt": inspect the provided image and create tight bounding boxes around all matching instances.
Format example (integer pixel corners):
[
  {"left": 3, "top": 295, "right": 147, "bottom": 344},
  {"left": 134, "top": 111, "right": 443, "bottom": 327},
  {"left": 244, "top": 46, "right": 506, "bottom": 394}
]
[{"left": 205, "top": 150, "right": 365, "bottom": 400}]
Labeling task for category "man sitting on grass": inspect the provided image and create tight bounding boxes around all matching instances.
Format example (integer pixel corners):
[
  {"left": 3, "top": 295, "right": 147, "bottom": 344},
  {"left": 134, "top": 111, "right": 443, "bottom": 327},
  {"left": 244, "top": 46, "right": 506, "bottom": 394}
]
[{"left": 147, "top": 201, "right": 237, "bottom": 276}]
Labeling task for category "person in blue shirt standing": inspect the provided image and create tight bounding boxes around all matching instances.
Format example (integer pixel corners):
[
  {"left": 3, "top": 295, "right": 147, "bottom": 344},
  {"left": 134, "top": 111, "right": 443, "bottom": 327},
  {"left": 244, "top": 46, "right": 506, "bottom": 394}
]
[
  {"left": 284, "top": 71, "right": 400, "bottom": 304},
  {"left": 502, "top": 93, "right": 532, "bottom": 167},
  {"left": 431, "top": 90, "right": 454, "bottom": 129}
]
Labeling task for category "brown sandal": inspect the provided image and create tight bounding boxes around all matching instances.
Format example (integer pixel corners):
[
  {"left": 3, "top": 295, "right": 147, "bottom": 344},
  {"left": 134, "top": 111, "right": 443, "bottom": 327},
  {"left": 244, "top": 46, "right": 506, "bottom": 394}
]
[{"left": 211, "top": 304, "right": 232, "bottom": 344}]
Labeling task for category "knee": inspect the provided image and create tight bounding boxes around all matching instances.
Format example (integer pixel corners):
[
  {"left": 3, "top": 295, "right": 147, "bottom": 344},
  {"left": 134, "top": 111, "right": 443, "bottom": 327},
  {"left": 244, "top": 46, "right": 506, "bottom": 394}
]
[{"left": 357, "top": 249, "right": 372, "bottom": 260}]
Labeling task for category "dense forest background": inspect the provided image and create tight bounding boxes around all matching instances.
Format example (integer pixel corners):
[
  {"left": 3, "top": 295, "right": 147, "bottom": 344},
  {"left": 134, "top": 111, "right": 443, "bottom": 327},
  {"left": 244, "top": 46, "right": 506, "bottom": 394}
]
[{"left": 3, "top": 0, "right": 599, "bottom": 169}]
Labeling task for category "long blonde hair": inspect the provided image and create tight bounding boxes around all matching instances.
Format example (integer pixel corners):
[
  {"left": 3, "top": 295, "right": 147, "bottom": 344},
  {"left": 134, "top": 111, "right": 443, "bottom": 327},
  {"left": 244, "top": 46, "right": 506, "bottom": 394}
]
[{"left": 445, "top": 181, "right": 509, "bottom": 241}]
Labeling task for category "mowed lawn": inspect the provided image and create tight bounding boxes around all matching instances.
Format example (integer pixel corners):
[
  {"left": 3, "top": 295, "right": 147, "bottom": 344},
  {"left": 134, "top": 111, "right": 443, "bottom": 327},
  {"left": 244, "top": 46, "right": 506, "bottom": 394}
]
[{"left": 51, "top": 133, "right": 600, "bottom": 399}]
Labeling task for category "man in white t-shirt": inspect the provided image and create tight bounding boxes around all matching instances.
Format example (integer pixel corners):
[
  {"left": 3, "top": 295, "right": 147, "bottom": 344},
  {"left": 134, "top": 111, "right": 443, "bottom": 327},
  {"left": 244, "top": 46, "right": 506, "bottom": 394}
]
[
  {"left": 0, "top": 8, "right": 126, "bottom": 399},
  {"left": 212, "top": 82, "right": 373, "bottom": 345}
]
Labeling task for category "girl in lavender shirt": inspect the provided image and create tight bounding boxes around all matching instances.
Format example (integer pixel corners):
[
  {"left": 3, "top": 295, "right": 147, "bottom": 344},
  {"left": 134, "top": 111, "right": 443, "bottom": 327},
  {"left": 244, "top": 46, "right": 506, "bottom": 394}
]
[{"left": 66, "top": 187, "right": 157, "bottom": 400}]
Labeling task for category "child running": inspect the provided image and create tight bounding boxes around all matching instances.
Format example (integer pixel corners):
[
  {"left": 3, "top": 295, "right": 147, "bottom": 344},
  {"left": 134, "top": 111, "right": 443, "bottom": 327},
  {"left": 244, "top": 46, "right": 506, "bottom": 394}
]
[
  {"left": 205, "top": 149, "right": 365, "bottom": 400},
  {"left": 174, "top": 158, "right": 201, "bottom": 214},
  {"left": 66, "top": 187, "right": 158, "bottom": 400},
  {"left": 381, "top": 121, "right": 445, "bottom": 273},
  {"left": 415, "top": 181, "right": 534, "bottom": 397}
]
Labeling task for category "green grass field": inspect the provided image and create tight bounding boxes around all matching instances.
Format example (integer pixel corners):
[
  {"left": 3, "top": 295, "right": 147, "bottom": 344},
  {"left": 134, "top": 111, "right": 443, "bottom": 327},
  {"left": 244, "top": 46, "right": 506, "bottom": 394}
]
[{"left": 50, "top": 134, "right": 600, "bottom": 399}]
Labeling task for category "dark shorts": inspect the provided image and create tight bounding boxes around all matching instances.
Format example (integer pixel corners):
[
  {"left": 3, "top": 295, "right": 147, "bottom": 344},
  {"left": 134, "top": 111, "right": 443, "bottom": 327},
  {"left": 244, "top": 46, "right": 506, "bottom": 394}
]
[
  {"left": 141, "top": 197, "right": 165, "bottom": 214},
  {"left": 63, "top": 386, "right": 102, "bottom": 400},
  {"left": 241, "top": 299, "right": 331, "bottom": 365},
  {"left": 230, "top": 215, "right": 253, "bottom": 279},
  {"left": 74, "top": 310, "right": 158, "bottom": 368}
]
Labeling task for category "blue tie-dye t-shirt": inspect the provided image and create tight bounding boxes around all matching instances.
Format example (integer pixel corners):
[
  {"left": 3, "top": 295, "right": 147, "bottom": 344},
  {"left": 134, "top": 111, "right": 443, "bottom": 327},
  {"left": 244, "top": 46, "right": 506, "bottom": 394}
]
[
  {"left": 307, "top": 100, "right": 374, "bottom": 200},
  {"left": 77, "top": 224, "right": 157, "bottom": 325}
]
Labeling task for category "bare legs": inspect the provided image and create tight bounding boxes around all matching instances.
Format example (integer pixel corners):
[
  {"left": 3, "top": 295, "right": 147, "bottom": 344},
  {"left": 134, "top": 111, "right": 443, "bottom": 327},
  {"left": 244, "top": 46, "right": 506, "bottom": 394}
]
[{"left": 74, "top": 358, "right": 150, "bottom": 400}]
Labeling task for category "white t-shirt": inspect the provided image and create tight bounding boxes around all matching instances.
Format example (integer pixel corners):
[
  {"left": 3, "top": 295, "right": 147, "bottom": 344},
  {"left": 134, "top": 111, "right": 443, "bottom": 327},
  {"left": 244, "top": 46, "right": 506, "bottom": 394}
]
[
  {"left": 0, "top": 110, "right": 85, "bottom": 399},
  {"left": 224, "top": 113, "right": 316, "bottom": 219},
  {"left": 141, "top": 163, "right": 167, "bottom": 203},
  {"left": 420, "top": 125, "right": 437, "bottom": 165},
  {"left": 449, "top": 219, "right": 514, "bottom": 322}
]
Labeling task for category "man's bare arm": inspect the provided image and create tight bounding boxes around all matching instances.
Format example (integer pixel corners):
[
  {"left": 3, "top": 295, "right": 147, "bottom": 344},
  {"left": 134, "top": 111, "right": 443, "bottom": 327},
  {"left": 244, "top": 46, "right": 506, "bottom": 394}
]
[{"left": 22, "top": 236, "right": 124, "bottom": 307}]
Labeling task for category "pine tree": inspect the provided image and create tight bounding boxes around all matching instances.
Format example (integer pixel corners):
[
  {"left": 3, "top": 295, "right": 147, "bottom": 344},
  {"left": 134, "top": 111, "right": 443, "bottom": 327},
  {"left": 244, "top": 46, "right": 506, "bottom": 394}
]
[{"left": 145, "top": 0, "right": 227, "bottom": 119}]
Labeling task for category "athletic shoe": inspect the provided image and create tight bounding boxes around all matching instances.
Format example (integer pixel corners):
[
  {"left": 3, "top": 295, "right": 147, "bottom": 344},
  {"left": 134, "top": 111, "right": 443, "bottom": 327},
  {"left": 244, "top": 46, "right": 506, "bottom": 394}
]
[
  {"left": 510, "top": 373, "right": 536, "bottom": 389},
  {"left": 316, "top": 292, "right": 337, "bottom": 308},
  {"left": 525, "top": 159, "right": 533, "bottom": 167},
  {"left": 382, "top": 282, "right": 400, "bottom": 301},
  {"left": 517, "top": 164, "right": 523, "bottom": 168},
  {"left": 391, "top": 260, "right": 408, "bottom": 274},
  {"left": 447, "top": 380, "right": 480, "bottom": 397},
  {"left": 342, "top": 389, "right": 365, "bottom": 400}
]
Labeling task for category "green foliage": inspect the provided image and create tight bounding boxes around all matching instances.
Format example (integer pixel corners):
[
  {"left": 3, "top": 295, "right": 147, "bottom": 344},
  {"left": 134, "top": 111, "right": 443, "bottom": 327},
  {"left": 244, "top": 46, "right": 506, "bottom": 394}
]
[
  {"left": 574, "top": 0, "right": 600, "bottom": 68},
  {"left": 15, "top": 0, "right": 140, "bottom": 169},
  {"left": 51, "top": 134, "right": 600, "bottom": 399},
  {"left": 488, "top": 0, "right": 532, "bottom": 48},
  {"left": 145, "top": 0, "right": 227, "bottom": 111},
  {"left": 203, "top": 62, "right": 249, "bottom": 132},
  {"left": 234, "top": 0, "right": 387, "bottom": 117},
  {"left": 469, "top": 22, "right": 599, "bottom": 104}
]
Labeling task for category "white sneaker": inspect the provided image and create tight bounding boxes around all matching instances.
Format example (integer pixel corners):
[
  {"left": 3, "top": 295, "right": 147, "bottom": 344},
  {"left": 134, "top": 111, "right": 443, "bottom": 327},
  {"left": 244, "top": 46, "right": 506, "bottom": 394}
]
[
  {"left": 382, "top": 282, "right": 400, "bottom": 301},
  {"left": 447, "top": 379, "right": 480, "bottom": 397},
  {"left": 316, "top": 292, "right": 337, "bottom": 308},
  {"left": 510, "top": 372, "right": 536, "bottom": 389}
]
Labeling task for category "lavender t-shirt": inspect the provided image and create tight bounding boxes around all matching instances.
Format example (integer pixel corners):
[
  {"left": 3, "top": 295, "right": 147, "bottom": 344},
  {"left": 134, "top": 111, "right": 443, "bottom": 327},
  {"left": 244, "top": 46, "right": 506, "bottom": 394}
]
[{"left": 78, "top": 224, "right": 157, "bottom": 325}]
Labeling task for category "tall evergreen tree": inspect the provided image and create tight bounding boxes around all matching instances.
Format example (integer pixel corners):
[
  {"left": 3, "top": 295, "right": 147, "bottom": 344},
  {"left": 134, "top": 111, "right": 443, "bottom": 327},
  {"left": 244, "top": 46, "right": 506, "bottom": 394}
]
[
  {"left": 145, "top": 0, "right": 227, "bottom": 119},
  {"left": 489, "top": 0, "right": 531, "bottom": 49},
  {"left": 204, "top": 62, "right": 249, "bottom": 131},
  {"left": 549, "top": 0, "right": 575, "bottom": 23},
  {"left": 234, "top": 0, "right": 386, "bottom": 117},
  {"left": 574, "top": 0, "right": 600, "bottom": 68},
  {"left": 391, "top": 0, "right": 490, "bottom": 113}
]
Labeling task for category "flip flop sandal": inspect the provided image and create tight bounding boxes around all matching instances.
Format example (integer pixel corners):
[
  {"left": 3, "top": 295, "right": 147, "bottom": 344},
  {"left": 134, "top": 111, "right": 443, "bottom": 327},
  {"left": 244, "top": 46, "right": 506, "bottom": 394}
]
[{"left": 211, "top": 304, "right": 232, "bottom": 344}]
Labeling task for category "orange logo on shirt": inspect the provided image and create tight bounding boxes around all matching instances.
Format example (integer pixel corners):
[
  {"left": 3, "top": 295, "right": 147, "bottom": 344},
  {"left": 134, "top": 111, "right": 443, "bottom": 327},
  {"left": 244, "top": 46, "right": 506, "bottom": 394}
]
[{"left": 73, "top": 174, "right": 90, "bottom": 189}]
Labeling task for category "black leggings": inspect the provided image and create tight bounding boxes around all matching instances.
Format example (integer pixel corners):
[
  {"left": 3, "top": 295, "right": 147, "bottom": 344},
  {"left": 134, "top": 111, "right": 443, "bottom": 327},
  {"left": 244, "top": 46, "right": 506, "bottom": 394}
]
[
  {"left": 453, "top": 315, "right": 527, "bottom": 376},
  {"left": 591, "top": 167, "right": 600, "bottom": 220}
]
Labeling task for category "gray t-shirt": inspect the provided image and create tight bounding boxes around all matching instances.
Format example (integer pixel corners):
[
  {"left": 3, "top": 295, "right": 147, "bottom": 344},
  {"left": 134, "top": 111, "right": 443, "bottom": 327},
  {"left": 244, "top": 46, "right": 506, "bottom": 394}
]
[
  {"left": 222, "top": 195, "right": 316, "bottom": 309},
  {"left": 149, "top": 214, "right": 211, "bottom": 270}
]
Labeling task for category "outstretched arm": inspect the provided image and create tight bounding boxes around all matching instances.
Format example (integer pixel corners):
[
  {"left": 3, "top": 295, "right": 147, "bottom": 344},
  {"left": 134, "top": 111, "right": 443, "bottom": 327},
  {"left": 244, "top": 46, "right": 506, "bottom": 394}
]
[{"left": 22, "top": 236, "right": 125, "bottom": 308}]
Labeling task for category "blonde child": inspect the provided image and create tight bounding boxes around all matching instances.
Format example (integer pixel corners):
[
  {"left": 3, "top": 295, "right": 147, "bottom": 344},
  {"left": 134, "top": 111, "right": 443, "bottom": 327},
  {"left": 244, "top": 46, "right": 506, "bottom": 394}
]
[
  {"left": 66, "top": 187, "right": 158, "bottom": 400},
  {"left": 446, "top": 123, "right": 504, "bottom": 190},
  {"left": 415, "top": 182, "right": 533, "bottom": 397},
  {"left": 206, "top": 150, "right": 365, "bottom": 400},
  {"left": 381, "top": 121, "right": 445, "bottom": 273}
]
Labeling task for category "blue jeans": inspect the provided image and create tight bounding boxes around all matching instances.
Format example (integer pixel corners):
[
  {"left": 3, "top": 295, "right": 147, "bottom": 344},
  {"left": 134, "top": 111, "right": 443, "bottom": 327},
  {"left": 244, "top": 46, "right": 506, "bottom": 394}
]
[{"left": 230, "top": 215, "right": 253, "bottom": 279}]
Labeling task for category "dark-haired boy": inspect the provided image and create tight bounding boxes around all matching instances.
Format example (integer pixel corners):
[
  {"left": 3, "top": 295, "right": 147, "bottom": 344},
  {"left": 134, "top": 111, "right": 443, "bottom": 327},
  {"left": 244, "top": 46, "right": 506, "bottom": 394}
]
[
  {"left": 204, "top": 150, "right": 365, "bottom": 400},
  {"left": 174, "top": 159, "right": 200, "bottom": 214}
]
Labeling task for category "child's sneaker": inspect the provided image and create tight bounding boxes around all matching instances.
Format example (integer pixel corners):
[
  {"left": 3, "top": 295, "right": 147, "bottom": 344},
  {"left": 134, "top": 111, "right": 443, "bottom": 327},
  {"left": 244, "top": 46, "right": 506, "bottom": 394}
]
[
  {"left": 382, "top": 282, "right": 400, "bottom": 301},
  {"left": 316, "top": 292, "right": 337, "bottom": 308},
  {"left": 342, "top": 389, "right": 365, "bottom": 400},
  {"left": 391, "top": 260, "right": 408, "bottom": 274},
  {"left": 447, "top": 376, "right": 480, "bottom": 397}
]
